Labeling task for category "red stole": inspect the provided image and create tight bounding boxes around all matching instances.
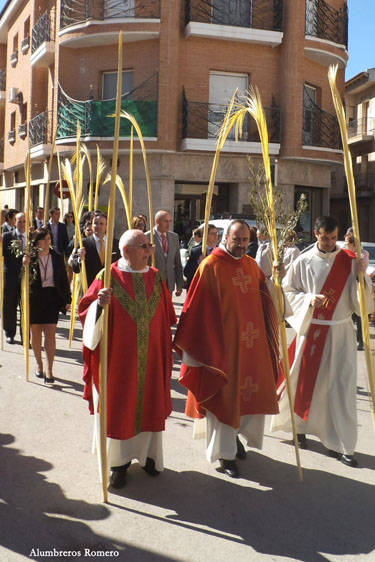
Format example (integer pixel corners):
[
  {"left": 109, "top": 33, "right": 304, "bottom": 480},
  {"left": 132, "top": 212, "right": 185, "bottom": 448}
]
[{"left": 294, "top": 249, "right": 354, "bottom": 420}]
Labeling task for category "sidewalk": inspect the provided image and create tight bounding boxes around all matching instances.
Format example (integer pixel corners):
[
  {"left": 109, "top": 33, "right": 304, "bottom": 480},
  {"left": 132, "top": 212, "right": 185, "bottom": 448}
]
[{"left": 0, "top": 300, "right": 375, "bottom": 562}]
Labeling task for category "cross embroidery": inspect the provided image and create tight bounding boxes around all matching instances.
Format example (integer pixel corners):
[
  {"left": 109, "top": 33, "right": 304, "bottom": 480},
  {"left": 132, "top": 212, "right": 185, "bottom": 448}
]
[
  {"left": 241, "top": 376, "right": 259, "bottom": 402},
  {"left": 232, "top": 268, "right": 252, "bottom": 293},
  {"left": 323, "top": 288, "right": 336, "bottom": 305},
  {"left": 241, "top": 322, "right": 260, "bottom": 348}
]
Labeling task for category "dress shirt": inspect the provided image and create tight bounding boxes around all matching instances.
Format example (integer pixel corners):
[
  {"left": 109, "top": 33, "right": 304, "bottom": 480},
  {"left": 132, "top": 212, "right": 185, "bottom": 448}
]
[{"left": 49, "top": 221, "right": 59, "bottom": 249}]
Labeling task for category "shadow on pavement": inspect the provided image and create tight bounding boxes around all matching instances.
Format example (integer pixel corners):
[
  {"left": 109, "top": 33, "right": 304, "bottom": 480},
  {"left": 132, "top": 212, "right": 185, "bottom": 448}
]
[{"left": 108, "top": 452, "right": 375, "bottom": 562}]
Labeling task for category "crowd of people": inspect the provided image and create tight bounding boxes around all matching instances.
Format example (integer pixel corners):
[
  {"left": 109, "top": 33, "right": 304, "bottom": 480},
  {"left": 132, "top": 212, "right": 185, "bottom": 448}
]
[{"left": 1, "top": 206, "right": 373, "bottom": 489}]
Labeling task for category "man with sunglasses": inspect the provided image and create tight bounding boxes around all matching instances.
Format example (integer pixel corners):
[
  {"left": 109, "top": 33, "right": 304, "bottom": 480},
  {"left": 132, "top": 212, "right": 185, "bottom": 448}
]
[{"left": 79, "top": 229, "right": 176, "bottom": 490}]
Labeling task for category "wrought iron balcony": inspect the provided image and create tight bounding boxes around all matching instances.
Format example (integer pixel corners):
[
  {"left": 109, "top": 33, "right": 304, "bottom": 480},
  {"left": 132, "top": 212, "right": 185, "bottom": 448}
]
[
  {"left": 57, "top": 73, "right": 158, "bottom": 139},
  {"left": 303, "top": 101, "right": 340, "bottom": 149},
  {"left": 185, "top": 0, "right": 283, "bottom": 31},
  {"left": 0, "top": 69, "right": 6, "bottom": 91},
  {"left": 305, "top": 0, "right": 348, "bottom": 47},
  {"left": 348, "top": 117, "right": 375, "bottom": 139},
  {"left": 10, "top": 51, "right": 18, "bottom": 67},
  {"left": 8, "top": 130, "right": 16, "bottom": 143},
  {"left": 18, "top": 123, "right": 27, "bottom": 138},
  {"left": 32, "top": 9, "right": 55, "bottom": 54},
  {"left": 60, "top": 0, "right": 160, "bottom": 30},
  {"left": 183, "top": 92, "right": 281, "bottom": 143},
  {"left": 21, "top": 36, "right": 30, "bottom": 54},
  {"left": 29, "top": 111, "right": 52, "bottom": 147}
]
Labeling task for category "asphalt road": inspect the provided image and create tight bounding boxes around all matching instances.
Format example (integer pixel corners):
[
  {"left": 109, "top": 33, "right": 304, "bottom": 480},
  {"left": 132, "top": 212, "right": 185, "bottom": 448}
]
[{"left": 0, "top": 295, "right": 375, "bottom": 562}]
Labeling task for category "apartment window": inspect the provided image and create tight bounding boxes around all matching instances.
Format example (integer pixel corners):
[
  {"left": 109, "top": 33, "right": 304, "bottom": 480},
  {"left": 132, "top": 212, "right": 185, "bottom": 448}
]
[
  {"left": 11, "top": 33, "right": 18, "bottom": 66},
  {"left": 303, "top": 84, "right": 318, "bottom": 146},
  {"left": 21, "top": 17, "right": 31, "bottom": 53},
  {"left": 24, "top": 16, "right": 30, "bottom": 38},
  {"left": 208, "top": 71, "right": 248, "bottom": 139},
  {"left": 13, "top": 33, "right": 18, "bottom": 53},
  {"left": 102, "top": 70, "right": 133, "bottom": 100},
  {"left": 10, "top": 110, "right": 16, "bottom": 131}
]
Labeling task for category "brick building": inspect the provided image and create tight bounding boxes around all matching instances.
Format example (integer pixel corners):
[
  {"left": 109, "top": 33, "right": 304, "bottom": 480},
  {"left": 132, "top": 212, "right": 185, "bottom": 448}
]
[
  {"left": 0, "top": 0, "right": 348, "bottom": 240},
  {"left": 331, "top": 68, "right": 375, "bottom": 241}
]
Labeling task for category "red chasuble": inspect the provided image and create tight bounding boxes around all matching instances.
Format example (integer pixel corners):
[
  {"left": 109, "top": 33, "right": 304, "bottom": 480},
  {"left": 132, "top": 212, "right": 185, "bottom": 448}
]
[
  {"left": 79, "top": 263, "right": 177, "bottom": 440},
  {"left": 174, "top": 248, "right": 279, "bottom": 429}
]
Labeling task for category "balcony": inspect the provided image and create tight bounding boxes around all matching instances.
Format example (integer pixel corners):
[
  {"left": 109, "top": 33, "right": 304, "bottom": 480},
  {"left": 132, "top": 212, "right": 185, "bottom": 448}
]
[
  {"left": 10, "top": 51, "right": 18, "bottom": 67},
  {"left": 0, "top": 69, "right": 5, "bottom": 105},
  {"left": 60, "top": 0, "right": 160, "bottom": 45},
  {"left": 185, "top": 0, "right": 283, "bottom": 45},
  {"left": 8, "top": 130, "right": 15, "bottom": 144},
  {"left": 31, "top": 9, "right": 55, "bottom": 67},
  {"left": 57, "top": 73, "right": 158, "bottom": 141},
  {"left": 20, "top": 36, "right": 30, "bottom": 54},
  {"left": 18, "top": 123, "right": 27, "bottom": 139},
  {"left": 303, "top": 102, "right": 341, "bottom": 150},
  {"left": 29, "top": 110, "right": 53, "bottom": 158},
  {"left": 182, "top": 91, "right": 281, "bottom": 154},
  {"left": 305, "top": 0, "right": 347, "bottom": 46},
  {"left": 348, "top": 117, "right": 375, "bottom": 146}
]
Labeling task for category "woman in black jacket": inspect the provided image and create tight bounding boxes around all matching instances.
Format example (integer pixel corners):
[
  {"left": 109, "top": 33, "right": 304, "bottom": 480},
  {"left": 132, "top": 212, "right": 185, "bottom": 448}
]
[{"left": 24, "top": 228, "right": 71, "bottom": 384}]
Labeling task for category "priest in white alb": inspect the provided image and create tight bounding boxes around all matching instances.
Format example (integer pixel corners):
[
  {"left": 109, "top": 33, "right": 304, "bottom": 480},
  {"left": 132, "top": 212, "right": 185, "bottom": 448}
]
[{"left": 271, "top": 216, "right": 372, "bottom": 467}]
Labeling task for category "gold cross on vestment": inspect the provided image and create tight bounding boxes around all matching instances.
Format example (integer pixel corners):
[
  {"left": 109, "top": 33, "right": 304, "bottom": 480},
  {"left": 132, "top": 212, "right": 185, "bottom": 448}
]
[
  {"left": 241, "top": 376, "right": 259, "bottom": 402},
  {"left": 241, "top": 322, "right": 260, "bottom": 348},
  {"left": 323, "top": 288, "right": 336, "bottom": 304},
  {"left": 232, "top": 268, "right": 252, "bottom": 293}
]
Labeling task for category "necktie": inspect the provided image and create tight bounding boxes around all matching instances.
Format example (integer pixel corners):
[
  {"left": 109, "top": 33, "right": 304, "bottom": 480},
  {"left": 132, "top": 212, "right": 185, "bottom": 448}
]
[
  {"left": 99, "top": 238, "right": 105, "bottom": 265},
  {"left": 19, "top": 234, "right": 25, "bottom": 251},
  {"left": 161, "top": 233, "right": 168, "bottom": 254}
]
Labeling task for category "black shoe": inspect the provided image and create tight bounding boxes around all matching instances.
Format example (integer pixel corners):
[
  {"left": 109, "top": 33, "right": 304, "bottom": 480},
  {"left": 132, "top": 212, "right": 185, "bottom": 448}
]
[
  {"left": 341, "top": 454, "right": 358, "bottom": 467},
  {"left": 35, "top": 371, "right": 44, "bottom": 379},
  {"left": 142, "top": 457, "right": 160, "bottom": 476},
  {"left": 109, "top": 462, "right": 131, "bottom": 489},
  {"left": 328, "top": 449, "right": 341, "bottom": 459},
  {"left": 297, "top": 434, "right": 308, "bottom": 449},
  {"left": 236, "top": 436, "right": 247, "bottom": 460},
  {"left": 357, "top": 342, "right": 364, "bottom": 351},
  {"left": 44, "top": 375, "right": 55, "bottom": 384},
  {"left": 6, "top": 336, "right": 15, "bottom": 345},
  {"left": 219, "top": 459, "right": 239, "bottom": 478}
]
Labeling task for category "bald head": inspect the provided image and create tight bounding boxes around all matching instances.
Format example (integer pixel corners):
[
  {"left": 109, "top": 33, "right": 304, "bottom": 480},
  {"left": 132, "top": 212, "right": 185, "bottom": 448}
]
[{"left": 155, "top": 210, "right": 172, "bottom": 234}]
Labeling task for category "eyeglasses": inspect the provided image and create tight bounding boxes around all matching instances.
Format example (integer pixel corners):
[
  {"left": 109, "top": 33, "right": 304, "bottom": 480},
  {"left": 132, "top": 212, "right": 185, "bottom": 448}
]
[{"left": 127, "top": 243, "right": 155, "bottom": 249}]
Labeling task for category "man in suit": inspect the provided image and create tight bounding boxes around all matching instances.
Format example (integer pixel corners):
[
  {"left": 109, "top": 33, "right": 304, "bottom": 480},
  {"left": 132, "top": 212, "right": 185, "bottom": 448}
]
[
  {"left": 2, "top": 209, "right": 18, "bottom": 233},
  {"left": 47, "top": 206, "right": 69, "bottom": 255},
  {"left": 147, "top": 210, "right": 183, "bottom": 296},
  {"left": 33, "top": 207, "right": 45, "bottom": 230},
  {"left": 71, "top": 213, "right": 120, "bottom": 287},
  {"left": 184, "top": 224, "right": 219, "bottom": 290},
  {"left": 2, "top": 212, "right": 27, "bottom": 344}
]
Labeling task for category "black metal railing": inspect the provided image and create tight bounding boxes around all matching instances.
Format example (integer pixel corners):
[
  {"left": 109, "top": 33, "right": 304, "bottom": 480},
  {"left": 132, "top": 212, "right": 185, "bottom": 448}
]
[
  {"left": 10, "top": 51, "right": 18, "bottom": 66},
  {"left": 303, "top": 101, "right": 340, "bottom": 149},
  {"left": 305, "top": 0, "right": 348, "bottom": 47},
  {"left": 0, "top": 69, "right": 6, "bottom": 91},
  {"left": 348, "top": 117, "right": 375, "bottom": 139},
  {"left": 185, "top": 0, "right": 283, "bottom": 31},
  {"left": 183, "top": 91, "right": 281, "bottom": 143},
  {"left": 60, "top": 0, "right": 160, "bottom": 29},
  {"left": 18, "top": 123, "right": 27, "bottom": 138},
  {"left": 32, "top": 9, "right": 54, "bottom": 54},
  {"left": 29, "top": 111, "right": 52, "bottom": 146},
  {"left": 21, "top": 36, "right": 30, "bottom": 53}
]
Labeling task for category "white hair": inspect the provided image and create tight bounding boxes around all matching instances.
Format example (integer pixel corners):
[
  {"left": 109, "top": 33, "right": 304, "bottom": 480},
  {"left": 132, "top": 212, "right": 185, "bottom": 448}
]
[{"left": 119, "top": 229, "right": 144, "bottom": 258}]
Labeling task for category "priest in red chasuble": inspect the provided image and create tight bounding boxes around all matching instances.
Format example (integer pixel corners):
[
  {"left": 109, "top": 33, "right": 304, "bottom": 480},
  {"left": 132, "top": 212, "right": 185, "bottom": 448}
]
[
  {"left": 79, "top": 229, "right": 176, "bottom": 489},
  {"left": 174, "top": 220, "right": 280, "bottom": 478}
]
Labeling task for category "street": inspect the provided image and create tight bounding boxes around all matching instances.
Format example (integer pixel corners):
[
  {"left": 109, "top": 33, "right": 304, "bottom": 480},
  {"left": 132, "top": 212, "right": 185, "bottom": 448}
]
[{"left": 0, "top": 296, "right": 375, "bottom": 562}]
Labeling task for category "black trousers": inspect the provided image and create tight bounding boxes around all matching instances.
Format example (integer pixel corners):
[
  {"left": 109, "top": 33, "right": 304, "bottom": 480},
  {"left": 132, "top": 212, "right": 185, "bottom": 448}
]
[{"left": 3, "top": 277, "right": 21, "bottom": 338}]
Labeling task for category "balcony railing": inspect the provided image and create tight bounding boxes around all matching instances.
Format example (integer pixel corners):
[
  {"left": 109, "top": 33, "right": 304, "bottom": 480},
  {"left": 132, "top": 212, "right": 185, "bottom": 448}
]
[
  {"left": 185, "top": 0, "right": 283, "bottom": 31},
  {"left": 348, "top": 117, "right": 375, "bottom": 139},
  {"left": 32, "top": 9, "right": 55, "bottom": 54},
  {"left": 303, "top": 101, "right": 340, "bottom": 149},
  {"left": 60, "top": 0, "right": 160, "bottom": 30},
  {"left": 183, "top": 92, "right": 281, "bottom": 143},
  {"left": 21, "top": 36, "right": 30, "bottom": 53},
  {"left": 8, "top": 130, "right": 16, "bottom": 143},
  {"left": 10, "top": 51, "right": 18, "bottom": 67},
  {"left": 305, "top": 0, "right": 348, "bottom": 47},
  {"left": 57, "top": 73, "right": 158, "bottom": 139},
  {"left": 0, "top": 69, "right": 6, "bottom": 91},
  {"left": 18, "top": 123, "right": 27, "bottom": 138},
  {"left": 29, "top": 111, "right": 52, "bottom": 146}
]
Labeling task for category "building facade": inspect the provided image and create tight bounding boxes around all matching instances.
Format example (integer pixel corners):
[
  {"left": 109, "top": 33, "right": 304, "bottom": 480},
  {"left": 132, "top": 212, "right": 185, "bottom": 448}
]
[
  {"left": 0, "top": 0, "right": 348, "bottom": 240},
  {"left": 331, "top": 68, "right": 375, "bottom": 241}
]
